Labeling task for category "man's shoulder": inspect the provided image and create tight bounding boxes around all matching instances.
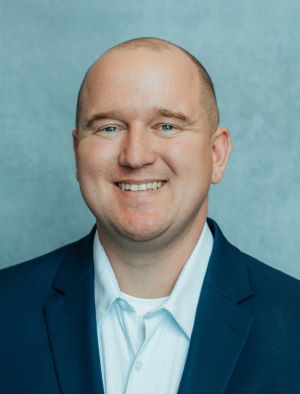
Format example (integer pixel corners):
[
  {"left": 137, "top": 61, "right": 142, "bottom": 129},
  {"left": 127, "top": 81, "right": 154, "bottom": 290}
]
[
  {"left": 244, "top": 247, "right": 299, "bottom": 288},
  {"left": 208, "top": 217, "right": 300, "bottom": 301},
  {"left": 0, "top": 231, "right": 92, "bottom": 299},
  {"left": 232, "top": 243, "right": 300, "bottom": 312},
  {"left": 243, "top": 248, "right": 299, "bottom": 285}
]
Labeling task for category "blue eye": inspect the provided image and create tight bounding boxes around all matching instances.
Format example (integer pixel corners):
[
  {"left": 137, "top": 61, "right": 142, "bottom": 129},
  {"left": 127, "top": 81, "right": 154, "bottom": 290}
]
[
  {"left": 160, "top": 124, "right": 174, "bottom": 131},
  {"left": 104, "top": 126, "right": 117, "bottom": 132}
]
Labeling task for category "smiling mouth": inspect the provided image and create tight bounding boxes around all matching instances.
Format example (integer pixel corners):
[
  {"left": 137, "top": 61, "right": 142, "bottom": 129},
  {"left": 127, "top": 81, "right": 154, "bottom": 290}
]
[{"left": 115, "top": 180, "right": 167, "bottom": 192}]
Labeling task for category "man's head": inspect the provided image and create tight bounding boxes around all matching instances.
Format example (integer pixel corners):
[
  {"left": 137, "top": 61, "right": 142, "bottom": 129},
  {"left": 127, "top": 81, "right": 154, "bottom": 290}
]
[
  {"left": 73, "top": 37, "right": 231, "bottom": 250},
  {"left": 76, "top": 37, "right": 219, "bottom": 132}
]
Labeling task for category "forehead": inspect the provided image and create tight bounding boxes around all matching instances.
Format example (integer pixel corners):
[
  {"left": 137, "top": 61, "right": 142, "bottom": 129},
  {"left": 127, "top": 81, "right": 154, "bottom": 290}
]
[{"left": 81, "top": 47, "right": 203, "bottom": 119}]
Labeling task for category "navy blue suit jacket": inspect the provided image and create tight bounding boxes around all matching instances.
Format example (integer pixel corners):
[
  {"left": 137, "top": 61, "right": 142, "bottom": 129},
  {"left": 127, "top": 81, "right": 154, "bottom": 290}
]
[{"left": 1, "top": 218, "right": 300, "bottom": 394}]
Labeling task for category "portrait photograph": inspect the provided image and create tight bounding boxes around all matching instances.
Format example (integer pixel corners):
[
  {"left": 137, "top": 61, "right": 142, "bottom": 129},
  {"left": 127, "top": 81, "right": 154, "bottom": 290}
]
[{"left": 1, "top": 1, "right": 299, "bottom": 393}]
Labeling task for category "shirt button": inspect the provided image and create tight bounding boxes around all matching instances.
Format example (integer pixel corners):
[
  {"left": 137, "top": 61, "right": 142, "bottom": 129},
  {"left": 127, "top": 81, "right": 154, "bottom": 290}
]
[{"left": 135, "top": 361, "right": 143, "bottom": 371}]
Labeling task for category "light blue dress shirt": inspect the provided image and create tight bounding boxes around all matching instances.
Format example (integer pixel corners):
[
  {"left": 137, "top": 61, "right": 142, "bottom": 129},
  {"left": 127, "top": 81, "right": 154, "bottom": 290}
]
[{"left": 94, "top": 222, "right": 213, "bottom": 394}]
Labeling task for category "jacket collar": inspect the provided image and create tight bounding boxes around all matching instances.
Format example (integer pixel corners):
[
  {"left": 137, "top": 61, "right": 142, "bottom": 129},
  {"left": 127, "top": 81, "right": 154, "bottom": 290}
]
[
  {"left": 44, "top": 225, "right": 104, "bottom": 394},
  {"left": 44, "top": 219, "right": 254, "bottom": 394},
  {"left": 51, "top": 225, "right": 96, "bottom": 294},
  {"left": 178, "top": 218, "right": 255, "bottom": 394},
  {"left": 205, "top": 218, "right": 253, "bottom": 303}
]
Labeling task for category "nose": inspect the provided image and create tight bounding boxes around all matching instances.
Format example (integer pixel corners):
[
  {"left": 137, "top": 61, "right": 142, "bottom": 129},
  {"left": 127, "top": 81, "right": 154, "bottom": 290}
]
[{"left": 118, "top": 127, "right": 157, "bottom": 169}]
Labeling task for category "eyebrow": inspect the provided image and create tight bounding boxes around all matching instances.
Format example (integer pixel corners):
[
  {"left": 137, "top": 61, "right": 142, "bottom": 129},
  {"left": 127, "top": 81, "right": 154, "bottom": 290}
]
[
  {"left": 84, "top": 107, "right": 193, "bottom": 129},
  {"left": 153, "top": 107, "right": 193, "bottom": 124},
  {"left": 85, "top": 112, "right": 120, "bottom": 129}
]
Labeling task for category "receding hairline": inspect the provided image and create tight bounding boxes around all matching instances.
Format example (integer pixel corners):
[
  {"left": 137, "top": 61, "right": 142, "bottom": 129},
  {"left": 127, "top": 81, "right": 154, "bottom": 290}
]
[{"left": 76, "top": 37, "right": 219, "bottom": 130}]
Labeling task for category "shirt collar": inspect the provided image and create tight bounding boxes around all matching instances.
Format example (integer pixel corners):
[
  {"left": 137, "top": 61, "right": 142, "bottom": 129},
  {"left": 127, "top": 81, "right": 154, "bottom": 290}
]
[
  {"left": 93, "top": 236, "right": 121, "bottom": 321},
  {"left": 93, "top": 222, "right": 213, "bottom": 339},
  {"left": 162, "top": 222, "right": 213, "bottom": 338}
]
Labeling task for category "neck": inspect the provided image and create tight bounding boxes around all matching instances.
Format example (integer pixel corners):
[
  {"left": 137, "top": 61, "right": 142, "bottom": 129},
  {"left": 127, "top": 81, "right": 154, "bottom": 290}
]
[{"left": 97, "top": 215, "right": 207, "bottom": 299}]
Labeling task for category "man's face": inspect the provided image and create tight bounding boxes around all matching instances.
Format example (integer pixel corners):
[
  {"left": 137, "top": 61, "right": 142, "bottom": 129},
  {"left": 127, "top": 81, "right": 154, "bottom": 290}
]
[{"left": 73, "top": 48, "right": 230, "bottom": 247}]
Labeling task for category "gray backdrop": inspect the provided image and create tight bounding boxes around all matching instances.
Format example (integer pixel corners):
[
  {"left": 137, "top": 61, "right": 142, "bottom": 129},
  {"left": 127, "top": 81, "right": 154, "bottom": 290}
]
[{"left": 1, "top": 0, "right": 299, "bottom": 278}]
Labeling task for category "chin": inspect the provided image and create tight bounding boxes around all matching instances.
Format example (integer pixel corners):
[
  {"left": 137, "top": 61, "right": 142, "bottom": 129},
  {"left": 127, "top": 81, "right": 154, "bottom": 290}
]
[
  {"left": 118, "top": 226, "right": 165, "bottom": 242},
  {"left": 112, "top": 217, "right": 170, "bottom": 243}
]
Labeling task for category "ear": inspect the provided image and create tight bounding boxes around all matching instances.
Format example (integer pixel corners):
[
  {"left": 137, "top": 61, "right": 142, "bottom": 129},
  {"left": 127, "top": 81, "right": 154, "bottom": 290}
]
[
  {"left": 211, "top": 127, "right": 232, "bottom": 184},
  {"left": 72, "top": 129, "right": 79, "bottom": 181}
]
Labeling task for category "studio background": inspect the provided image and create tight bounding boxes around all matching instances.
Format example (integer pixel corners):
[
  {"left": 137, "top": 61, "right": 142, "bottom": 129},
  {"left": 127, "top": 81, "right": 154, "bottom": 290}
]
[{"left": 1, "top": 0, "right": 299, "bottom": 278}]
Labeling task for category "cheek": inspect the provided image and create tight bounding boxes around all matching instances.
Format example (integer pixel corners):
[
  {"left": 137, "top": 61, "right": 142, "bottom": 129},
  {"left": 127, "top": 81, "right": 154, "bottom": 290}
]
[
  {"left": 163, "top": 138, "right": 213, "bottom": 177},
  {"left": 77, "top": 139, "right": 117, "bottom": 176}
]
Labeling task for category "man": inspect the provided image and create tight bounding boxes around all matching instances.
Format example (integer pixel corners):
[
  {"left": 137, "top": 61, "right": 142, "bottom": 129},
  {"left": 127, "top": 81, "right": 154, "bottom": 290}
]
[{"left": 0, "top": 37, "right": 299, "bottom": 394}]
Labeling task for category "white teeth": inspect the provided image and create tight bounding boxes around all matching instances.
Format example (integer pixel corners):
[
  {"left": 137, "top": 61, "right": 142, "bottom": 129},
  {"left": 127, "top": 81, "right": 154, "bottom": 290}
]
[{"left": 118, "top": 181, "right": 165, "bottom": 191}]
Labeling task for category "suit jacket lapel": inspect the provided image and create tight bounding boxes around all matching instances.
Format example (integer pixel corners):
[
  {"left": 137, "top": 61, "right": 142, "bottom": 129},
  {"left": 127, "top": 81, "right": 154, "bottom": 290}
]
[
  {"left": 44, "top": 227, "right": 104, "bottom": 394},
  {"left": 43, "top": 219, "right": 255, "bottom": 394},
  {"left": 178, "top": 219, "right": 255, "bottom": 394}
]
